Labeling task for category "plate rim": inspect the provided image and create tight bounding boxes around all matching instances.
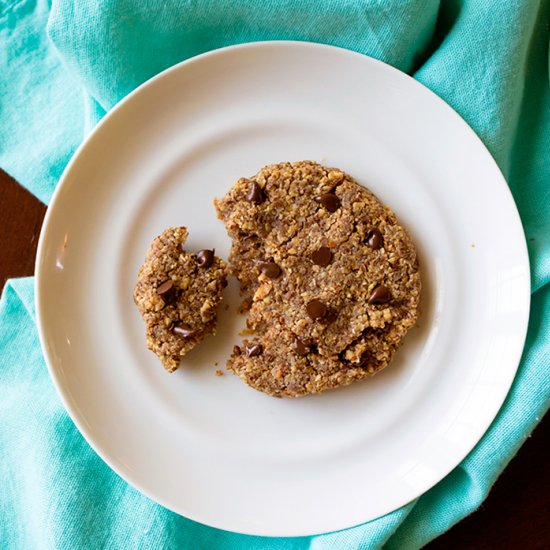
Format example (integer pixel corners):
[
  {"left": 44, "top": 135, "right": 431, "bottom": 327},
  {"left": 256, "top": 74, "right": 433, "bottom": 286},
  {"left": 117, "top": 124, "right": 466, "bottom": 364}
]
[{"left": 34, "top": 40, "right": 531, "bottom": 536}]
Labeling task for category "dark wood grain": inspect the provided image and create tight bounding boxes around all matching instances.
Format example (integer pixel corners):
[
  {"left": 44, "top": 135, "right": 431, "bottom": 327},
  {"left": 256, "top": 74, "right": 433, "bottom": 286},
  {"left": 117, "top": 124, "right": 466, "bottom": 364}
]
[
  {"left": 426, "top": 416, "right": 549, "bottom": 550},
  {"left": 0, "top": 169, "right": 46, "bottom": 290},
  {"left": 0, "top": 167, "right": 548, "bottom": 548}
]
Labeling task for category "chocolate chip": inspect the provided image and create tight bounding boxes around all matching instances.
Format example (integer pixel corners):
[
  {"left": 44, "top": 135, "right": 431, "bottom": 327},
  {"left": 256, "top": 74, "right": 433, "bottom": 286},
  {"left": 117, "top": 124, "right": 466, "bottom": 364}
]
[
  {"left": 172, "top": 323, "right": 196, "bottom": 338},
  {"left": 366, "top": 228, "right": 383, "bottom": 249},
  {"left": 196, "top": 249, "right": 214, "bottom": 268},
  {"left": 245, "top": 344, "right": 263, "bottom": 357},
  {"left": 156, "top": 279, "right": 175, "bottom": 300},
  {"left": 306, "top": 299, "right": 328, "bottom": 321},
  {"left": 233, "top": 345, "right": 242, "bottom": 356},
  {"left": 293, "top": 337, "right": 312, "bottom": 356},
  {"left": 368, "top": 285, "right": 392, "bottom": 305},
  {"left": 259, "top": 261, "right": 281, "bottom": 279},
  {"left": 318, "top": 193, "right": 340, "bottom": 212},
  {"left": 246, "top": 182, "right": 265, "bottom": 204},
  {"left": 311, "top": 246, "right": 332, "bottom": 266},
  {"left": 358, "top": 351, "right": 370, "bottom": 367}
]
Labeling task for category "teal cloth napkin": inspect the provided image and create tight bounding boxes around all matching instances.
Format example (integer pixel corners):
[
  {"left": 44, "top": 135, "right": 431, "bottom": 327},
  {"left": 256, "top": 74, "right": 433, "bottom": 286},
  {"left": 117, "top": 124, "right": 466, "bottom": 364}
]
[{"left": 1, "top": 1, "right": 549, "bottom": 548}]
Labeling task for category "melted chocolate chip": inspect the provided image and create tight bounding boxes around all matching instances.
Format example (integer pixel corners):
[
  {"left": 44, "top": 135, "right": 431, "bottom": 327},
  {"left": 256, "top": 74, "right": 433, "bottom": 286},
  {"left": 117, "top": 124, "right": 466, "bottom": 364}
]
[
  {"left": 245, "top": 343, "right": 263, "bottom": 357},
  {"left": 233, "top": 345, "right": 242, "bottom": 356},
  {"left": 365, "top": 228, "right": 383, "bottom": 249},
  {"left": 196, "top": 249, "right": 214, "bottom": 268},
  {"left": 306, "top": 299, "right": 328, "bottom": 321},
  {"left": 156, "top": 279, "right": 175, "bottom": 300},
  {"left": 318, "top": 193, "right": 340, "bottom": 212},
  {"left": 293, "top": 337, "right": 312, "bottom": 356},
  {"left": 246, "top": 182, "right": 265, "bottom": 204},
  {"left": 259, "top": 261, "right": 281, "bottom": 279},
  {"left": 368, "top": 285, "right": 392, "bottom": 305},
  {"left": 311, "top": 246, "right": 332, "bottom": 267},
  {"left": 172, "top": 323, "right": 196, "bottom": 338}
]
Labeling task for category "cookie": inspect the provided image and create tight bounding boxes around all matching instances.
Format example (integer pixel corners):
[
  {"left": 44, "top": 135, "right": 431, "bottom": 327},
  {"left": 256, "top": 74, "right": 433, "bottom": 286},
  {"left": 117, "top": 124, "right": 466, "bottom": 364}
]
[
  {"left": 215, "top": 161, "right": 420, "bottom": 397},
  {"left": 133, "top": 226, "right": 229, "bottom": 372}
]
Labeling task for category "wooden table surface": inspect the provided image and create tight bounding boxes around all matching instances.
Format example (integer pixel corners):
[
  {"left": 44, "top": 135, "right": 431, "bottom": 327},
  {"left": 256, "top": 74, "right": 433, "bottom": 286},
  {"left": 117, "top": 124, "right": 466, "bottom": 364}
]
[{"left": 1, "top": 168, "right": 548, "bottom": 548}]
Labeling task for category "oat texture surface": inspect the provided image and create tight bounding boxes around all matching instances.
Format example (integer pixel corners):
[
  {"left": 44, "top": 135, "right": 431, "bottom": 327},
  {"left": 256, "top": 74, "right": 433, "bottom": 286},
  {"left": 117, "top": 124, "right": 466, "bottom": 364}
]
[
  {"left": 134, "top": 226, "right": 229, "bottom": 372},
  {"left": 215, "top": 161, "right": 421, "bottom": 397}
]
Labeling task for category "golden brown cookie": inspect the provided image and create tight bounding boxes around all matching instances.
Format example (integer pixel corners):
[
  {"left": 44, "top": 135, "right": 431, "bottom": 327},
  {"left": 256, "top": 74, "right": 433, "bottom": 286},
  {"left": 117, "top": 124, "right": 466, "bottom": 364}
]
[
  {"left": 134, "top": 226, "right": 229, "bottom": 372},
  {"left": 215, "top": 161, "right": 420, "bottom": 397}
]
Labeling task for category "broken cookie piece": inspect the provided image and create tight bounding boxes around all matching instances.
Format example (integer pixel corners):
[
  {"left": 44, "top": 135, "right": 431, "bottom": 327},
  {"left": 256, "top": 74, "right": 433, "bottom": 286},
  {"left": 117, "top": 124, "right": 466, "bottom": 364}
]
[
  {"left": 215, "top": 161, "right": 421, "bottom": 397},
  {"left": 133, "top": 226, "right": 229, "bottom": 372}
]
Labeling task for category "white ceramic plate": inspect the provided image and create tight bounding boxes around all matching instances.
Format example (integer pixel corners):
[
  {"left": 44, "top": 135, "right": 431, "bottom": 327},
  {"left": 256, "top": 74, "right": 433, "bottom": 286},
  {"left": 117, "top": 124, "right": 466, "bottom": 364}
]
[{"left": 35, "top": 42, "right": 530, "bottom": 536}]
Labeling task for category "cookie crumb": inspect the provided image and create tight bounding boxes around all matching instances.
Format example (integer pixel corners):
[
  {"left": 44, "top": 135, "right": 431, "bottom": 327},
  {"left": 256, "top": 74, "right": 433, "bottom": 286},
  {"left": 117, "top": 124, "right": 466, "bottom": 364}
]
[{"left": 215, "top": 369, "right": 224, "bottom": 377}]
